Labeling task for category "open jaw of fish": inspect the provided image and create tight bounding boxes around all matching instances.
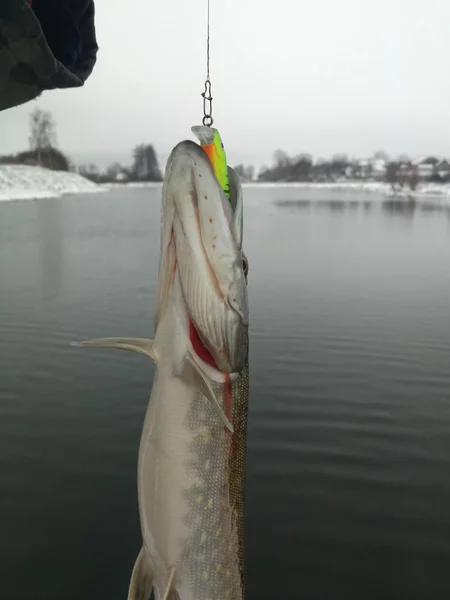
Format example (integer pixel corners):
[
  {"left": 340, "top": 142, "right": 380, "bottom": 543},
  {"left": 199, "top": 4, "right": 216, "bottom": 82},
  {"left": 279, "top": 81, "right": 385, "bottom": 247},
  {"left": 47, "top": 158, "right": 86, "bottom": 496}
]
[{"left": 72, "top": 139, "right": 250, "bottom": 600}]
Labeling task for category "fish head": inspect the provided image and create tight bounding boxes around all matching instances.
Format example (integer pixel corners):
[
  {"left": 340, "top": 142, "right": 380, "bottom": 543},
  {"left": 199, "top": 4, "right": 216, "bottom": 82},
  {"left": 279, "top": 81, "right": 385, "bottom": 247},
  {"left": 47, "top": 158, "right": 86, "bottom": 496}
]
[
  {"left": 156, "top": 140, "right": 248, "bottom": 375},
  {"left": 191, "top": 125, "right": 230, "bottom": 198}
]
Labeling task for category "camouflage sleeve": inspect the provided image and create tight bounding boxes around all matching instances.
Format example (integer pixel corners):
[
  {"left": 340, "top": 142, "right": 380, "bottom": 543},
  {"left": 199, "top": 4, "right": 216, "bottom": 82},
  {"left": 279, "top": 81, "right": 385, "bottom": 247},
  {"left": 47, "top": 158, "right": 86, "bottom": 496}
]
[{"left": 0, "top": 0, "right": 98, "bottom": 112}]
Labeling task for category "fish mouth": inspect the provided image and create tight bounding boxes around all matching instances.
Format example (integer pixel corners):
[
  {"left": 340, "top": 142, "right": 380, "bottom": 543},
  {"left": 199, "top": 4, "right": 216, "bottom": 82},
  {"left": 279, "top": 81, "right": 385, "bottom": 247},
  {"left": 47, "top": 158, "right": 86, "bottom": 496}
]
[{"left": 161, "top": 140, "right": 248, "bottom": 374}]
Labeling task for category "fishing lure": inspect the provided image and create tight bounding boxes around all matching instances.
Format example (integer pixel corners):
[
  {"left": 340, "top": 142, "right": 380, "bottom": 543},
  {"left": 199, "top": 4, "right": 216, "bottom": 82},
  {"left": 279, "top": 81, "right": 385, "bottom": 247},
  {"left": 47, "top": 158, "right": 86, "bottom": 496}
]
[
  {"left": 191, "top": 125, "right": 231, "bottom": 200},
  {"left": 191, "top": 124, "right": 249, "bottom": 280}
]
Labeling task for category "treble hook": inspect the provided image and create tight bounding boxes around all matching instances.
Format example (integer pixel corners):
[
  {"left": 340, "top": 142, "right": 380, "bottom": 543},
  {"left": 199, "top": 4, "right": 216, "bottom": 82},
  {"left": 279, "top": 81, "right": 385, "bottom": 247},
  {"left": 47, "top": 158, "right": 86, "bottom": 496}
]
[{"left": 201, "top": 79, "right": 213, "bottom": 127}]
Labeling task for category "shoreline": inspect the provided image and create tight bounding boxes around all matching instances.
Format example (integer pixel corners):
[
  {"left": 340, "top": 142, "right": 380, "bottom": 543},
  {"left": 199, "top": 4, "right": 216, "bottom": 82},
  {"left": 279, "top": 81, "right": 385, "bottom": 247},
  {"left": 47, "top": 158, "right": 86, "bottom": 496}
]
[
  {"left": 1, "top": 164, "right": 449, "bottom": 202},
  {"left": 0, "top": 164, "right": 105, "bottom": 202},
  {"left": 104, "top": 180, "right": 450, "bottom": 200}
]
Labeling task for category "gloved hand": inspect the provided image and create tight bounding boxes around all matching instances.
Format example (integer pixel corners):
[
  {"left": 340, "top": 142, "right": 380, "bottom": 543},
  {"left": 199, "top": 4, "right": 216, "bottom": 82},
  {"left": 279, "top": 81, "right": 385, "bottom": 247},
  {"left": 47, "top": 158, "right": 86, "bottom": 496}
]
[{"left": 0, "top": 0, "right": 98, "bottom": 111}]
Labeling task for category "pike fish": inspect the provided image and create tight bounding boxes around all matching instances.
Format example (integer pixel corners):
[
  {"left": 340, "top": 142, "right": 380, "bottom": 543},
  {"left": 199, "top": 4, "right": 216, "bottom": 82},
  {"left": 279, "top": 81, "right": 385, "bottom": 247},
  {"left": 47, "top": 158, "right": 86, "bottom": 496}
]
[{"left": 73, "top": 126, "right": 250, "bottom": 600}]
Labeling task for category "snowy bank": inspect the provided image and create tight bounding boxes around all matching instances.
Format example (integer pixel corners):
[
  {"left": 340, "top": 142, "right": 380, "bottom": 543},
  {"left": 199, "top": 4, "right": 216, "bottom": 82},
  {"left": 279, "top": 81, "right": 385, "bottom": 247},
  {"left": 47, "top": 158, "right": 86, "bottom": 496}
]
[
  {"left": 243, "top": 181, "right": 450, "bottom": 207},
  {"left": 103, "top": 179, "right": 450, "bottom": 200},
  {"left": 242, "top": 180, "right": 450, "bottom": 197},
  {"left": 0, "top": 164, "right": 104, "bottom": 202},
  {"left": 102, "top": 181, "right": 162, "bottom": 190}
]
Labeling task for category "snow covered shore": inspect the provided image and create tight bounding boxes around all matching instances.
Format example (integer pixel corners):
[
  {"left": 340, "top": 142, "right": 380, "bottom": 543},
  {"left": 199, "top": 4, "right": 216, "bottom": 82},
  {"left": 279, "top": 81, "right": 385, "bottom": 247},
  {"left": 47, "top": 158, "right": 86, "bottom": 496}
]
[
  {"left": 104, "top": 179, "right": 450, "bottom": 200},
  {"left": 0, "top": 165, "right": 103, "bottom": 201},
  {"left": 3, "top": 164, "right": 449, "bottom": 204},
  {"left": 243, "top": 180, "right": 450, "bottom": 198}
]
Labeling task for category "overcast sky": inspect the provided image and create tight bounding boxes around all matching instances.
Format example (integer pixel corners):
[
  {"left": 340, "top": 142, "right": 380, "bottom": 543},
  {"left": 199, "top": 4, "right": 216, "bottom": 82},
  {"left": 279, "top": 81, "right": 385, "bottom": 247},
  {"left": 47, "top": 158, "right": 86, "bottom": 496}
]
[{"left": 1, "top": 0, "right": 450, "bottom": 170}]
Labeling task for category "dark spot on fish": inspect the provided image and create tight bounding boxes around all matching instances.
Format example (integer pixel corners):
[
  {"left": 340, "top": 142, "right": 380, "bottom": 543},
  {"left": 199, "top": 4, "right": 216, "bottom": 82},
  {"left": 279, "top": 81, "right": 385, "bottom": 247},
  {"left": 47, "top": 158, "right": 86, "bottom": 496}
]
[{"left": 209, "top": 218, "right": 213, "bottom": 223}]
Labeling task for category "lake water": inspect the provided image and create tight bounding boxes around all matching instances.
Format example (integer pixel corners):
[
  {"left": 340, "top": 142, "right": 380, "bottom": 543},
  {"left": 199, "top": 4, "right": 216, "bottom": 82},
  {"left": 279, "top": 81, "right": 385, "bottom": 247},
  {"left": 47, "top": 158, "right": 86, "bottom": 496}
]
[{"left": 1, "top": 186, "right": 450, "bottom": 599}]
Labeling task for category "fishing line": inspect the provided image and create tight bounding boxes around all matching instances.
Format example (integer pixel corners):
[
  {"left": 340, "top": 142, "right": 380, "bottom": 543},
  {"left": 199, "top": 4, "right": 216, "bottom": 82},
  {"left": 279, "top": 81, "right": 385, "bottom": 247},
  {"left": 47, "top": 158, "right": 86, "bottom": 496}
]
[{"left": 201, "top": 0, "right": 214, "bottom": 126}]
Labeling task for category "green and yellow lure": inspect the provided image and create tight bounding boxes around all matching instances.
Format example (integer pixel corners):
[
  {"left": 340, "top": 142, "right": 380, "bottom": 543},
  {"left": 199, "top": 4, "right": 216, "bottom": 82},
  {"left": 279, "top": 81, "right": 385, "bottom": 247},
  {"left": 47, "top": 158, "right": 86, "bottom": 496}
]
[{"left": 191, "top": 125, "right": 230, "bottom": 200}]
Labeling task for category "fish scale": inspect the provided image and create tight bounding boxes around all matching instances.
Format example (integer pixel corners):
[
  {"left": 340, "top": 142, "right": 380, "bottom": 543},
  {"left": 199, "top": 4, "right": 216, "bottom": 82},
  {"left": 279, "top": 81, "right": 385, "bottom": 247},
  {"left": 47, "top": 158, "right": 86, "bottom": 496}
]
[
  {"left": 182, "top": 384, "right": 243, "bottom": 599},
  {"left": 228, "top": 359, "right": 249, "bottom": 597}
]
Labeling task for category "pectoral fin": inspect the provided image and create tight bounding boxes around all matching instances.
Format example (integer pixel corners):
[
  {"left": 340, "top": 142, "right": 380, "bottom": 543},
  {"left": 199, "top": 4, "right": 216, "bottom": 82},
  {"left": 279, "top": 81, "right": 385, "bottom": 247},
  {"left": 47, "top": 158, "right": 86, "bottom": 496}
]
[
  {"left": 71, "top": 337, "right": 157, "bottom": 361},
  {"left": 127, "top": 547, "right": 153, "bottom": 600},
  {"left": 161, "top": 567, "right": 176, "bottom": 600},
  {"left": 186, "top": 354, "right": 234, "bottom": 433}
]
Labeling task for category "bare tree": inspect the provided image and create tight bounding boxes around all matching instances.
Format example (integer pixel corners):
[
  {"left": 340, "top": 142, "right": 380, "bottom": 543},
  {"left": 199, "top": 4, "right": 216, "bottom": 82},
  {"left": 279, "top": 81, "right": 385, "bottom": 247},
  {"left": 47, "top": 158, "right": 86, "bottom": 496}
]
[
  {"left": 106, "top": 162, "right": 125, "bottom": 181},
  {"left": 133, "top": 144, "right": 145, "bottom": 170},
  {"left": 233, "top": 164, "right": 246, "bottom": 179},
  {"left": 294, "top": 153, "right": 313, "bottom": 164},
  {"left": 233, "top": 164, "right": 255, "bottom": 181},
  {"left": 29, "top": 108, "right": 57, "bottom": 165},
  {"left": 373, "top": 150, "right": 389, "bottom": 162},
  {"left": 274, "top": 149, "right": 290, "bottom": 168},
  {"left": 386, "top": 162, "right": 399, "bottom": 193},
  {"left": 245, "top": 165, "right": 255, "bottom": 181},
  {"left": 132, "top": 144, "right": 161, "bottom": 181},
  {"left": 79, "top": 163, "right": 100, "bottom": 183},
  {"left": 408, "top": 166, "right": 419, "bottom": 192}
]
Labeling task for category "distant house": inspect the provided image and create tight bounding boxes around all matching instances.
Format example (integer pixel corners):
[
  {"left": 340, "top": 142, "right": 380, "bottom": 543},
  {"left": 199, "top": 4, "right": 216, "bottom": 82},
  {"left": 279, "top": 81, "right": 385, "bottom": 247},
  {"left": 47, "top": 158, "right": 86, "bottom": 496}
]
[
  {"left": 351, "top": 158, "right": 386, "bottom": 181},
  {"left": 417, "top": 157, "right": 439, "bottom": 180},
  {"left": 357, "top": 159, "right": 371, "bottom": 179},
  {"left": 436, "top": 160, "right": 450, "bottom": 181},
  {"left": 371, "top": 158, "right": 386, "bottom": 180},
  {"left": 398, "top": 162, "right": 411, "bottom": 175},
  {"left": 344, "top": 165, "right": 353, "bottom": 179},
  {"left": 115, "top": 171, "right": 128, "bottom": 182}
]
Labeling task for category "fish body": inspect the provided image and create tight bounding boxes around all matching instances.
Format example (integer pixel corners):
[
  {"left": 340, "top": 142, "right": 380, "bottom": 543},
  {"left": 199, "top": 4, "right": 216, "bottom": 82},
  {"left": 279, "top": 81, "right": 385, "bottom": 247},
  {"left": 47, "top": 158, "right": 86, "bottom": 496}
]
[{"left": 73, "top": 132, "right": 249, "bottom": 600}]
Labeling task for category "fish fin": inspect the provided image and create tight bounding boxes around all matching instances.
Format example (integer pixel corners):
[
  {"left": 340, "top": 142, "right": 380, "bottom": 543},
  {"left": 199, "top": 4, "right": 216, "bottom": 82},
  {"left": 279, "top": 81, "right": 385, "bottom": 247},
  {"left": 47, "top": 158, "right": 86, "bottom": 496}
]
[
  {"left": 71, "top": 337, "right": 157, "bottom": 362},
  {"left": 227, "top": 166, "right": 243, "bottom": 250},
  {"left": 161, "top": 567, "right": 177, "bottom": 600},
  {"left": 127, "top": 547, "right": 153, "bottom": 600},
  {"left": 186, "top": 354, "right": 234, "bottom": 433}
]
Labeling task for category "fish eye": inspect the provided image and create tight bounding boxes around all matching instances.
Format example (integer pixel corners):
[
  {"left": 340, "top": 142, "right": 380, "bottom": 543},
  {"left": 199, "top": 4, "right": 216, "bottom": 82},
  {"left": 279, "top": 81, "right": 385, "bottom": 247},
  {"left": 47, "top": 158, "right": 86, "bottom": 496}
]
[{"left": 242, "top": 256, "right": 248, "bottom": 276}]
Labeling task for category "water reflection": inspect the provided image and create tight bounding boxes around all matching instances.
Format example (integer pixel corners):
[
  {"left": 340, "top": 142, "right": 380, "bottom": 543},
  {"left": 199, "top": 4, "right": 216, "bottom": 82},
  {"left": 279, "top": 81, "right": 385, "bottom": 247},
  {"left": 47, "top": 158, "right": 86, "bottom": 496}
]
[
  {"left": 3, "top": 187, "right": 450, "bottom": 600},
  {"left": 381, "top": 198, "right": 416, "bottom": 219},
  {"left": 36, "top": 199, "right": 63, "bottom": 300},
  {"left": 275, "top": 199, "right": 312, "bottom": 210},
  {"left": 326, "top": 200, "right": 346, "bottom": 211},
  {"left": 275, "top": 195, "right": 450, "bottom": 220},
  {"left": 275, "top": 199, "right": 348, "bottom": 211},
  {"left": 419, "top": 201, "right": 450, "bottom": 214}
]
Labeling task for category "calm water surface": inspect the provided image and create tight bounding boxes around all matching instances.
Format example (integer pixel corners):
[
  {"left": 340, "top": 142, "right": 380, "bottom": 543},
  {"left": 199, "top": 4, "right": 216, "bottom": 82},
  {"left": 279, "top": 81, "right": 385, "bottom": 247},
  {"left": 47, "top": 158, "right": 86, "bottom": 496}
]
[{"left": 1, "top": 187, "right": 450, "bottom": 599}]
